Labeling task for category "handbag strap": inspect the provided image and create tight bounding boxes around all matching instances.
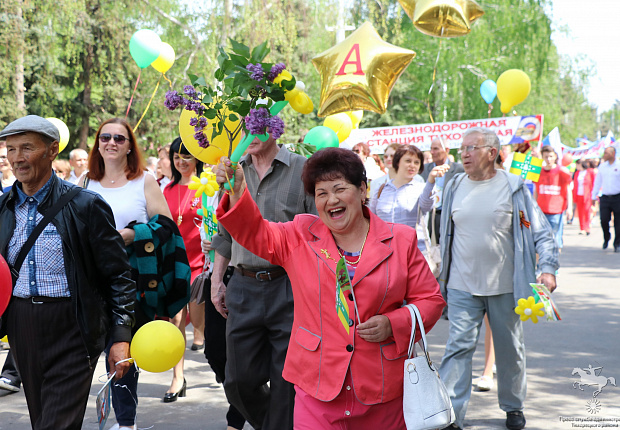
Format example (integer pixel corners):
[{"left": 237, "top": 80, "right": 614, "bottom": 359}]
[
  {"left": 406, "top": 304, "right": 435, "bottom": 370},
  {"left": 11, "top": 187, "right": 81, "bottom": 279}
]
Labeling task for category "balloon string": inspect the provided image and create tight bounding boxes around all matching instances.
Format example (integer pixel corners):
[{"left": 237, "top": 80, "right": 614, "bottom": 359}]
[
  {"left": 426, "top": 39, "right": 443, "bottom": 123},
  {"left": 488, "top": 103, "right": 493, "bottom": 118},
  {"left": 133, "top": 75, "right": 162, "bottom": 133},
  {"left": 126, "top": 69, "right": 142, "bottom": 119},
  {"left": 162, "top": 72, "right": 173, "bottom": 89}
]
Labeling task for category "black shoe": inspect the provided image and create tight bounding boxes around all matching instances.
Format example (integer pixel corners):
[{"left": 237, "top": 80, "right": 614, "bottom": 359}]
[
  {"left": 506, "top": 411, "right": 526, "bottom": 430},
  {"left": 190, "top": 343, "right": 204, "bottom": 351},
  {"left": 603, "top": 240, "right": 609, "bottom": 249},
  {"left": 442, "top": 425, "right": 462, "bottom": 430},
  {"left": 163, "top": 379, "right": 186, "bottom": 403},
  {"left": 0, "top": 376, "right": 20, "bottom": 393}
]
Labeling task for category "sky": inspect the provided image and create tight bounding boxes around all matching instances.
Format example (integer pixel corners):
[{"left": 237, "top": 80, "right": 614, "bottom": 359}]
[{"left": 549, "top": 0, "right": 620, "bottom": 113}]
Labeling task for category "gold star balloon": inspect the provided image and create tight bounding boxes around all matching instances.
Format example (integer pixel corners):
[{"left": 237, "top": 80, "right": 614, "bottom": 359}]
[
  {"left": 398, "top": 0, "right": 484, "bottom": 38},
  {"left": 312, "top": 22, "right": 416, "bottom": 117}
]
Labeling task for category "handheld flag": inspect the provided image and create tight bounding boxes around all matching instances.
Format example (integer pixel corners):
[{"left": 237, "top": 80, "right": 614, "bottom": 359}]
[{"left": 509, "top": 152, "right": 543, "bottom": 182}]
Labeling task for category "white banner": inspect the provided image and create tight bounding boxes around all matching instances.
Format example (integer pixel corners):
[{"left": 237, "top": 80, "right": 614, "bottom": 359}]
[{"left": 341, "top": 115, "right": 544, "bottom": 153}]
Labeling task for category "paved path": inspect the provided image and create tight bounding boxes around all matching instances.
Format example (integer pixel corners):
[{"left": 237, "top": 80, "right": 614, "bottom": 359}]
[{"left": 1, "top": 219, "right": 619, "bottom": 429}]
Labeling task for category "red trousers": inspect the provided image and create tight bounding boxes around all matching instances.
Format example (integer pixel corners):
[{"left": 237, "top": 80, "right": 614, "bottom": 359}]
[
  {"left": 575, "top": 194, "right": 592, "bottom": 233},
  {"left": 293, "top": 370, "right": 405, "bottom": 430}
]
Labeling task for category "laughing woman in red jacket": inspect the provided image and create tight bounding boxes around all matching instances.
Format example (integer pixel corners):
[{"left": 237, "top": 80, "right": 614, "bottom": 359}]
[{"left": 214, "top": 148, "right": 445, "bottom": 429}]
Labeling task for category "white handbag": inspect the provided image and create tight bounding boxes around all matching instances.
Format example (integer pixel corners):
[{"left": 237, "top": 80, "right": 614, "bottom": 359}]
[
  {"left": 417, "top": 208, "right": 441, "bottom": 277},
  {"left": 403, "top": 304, "right": 455, "bottom": 430}
]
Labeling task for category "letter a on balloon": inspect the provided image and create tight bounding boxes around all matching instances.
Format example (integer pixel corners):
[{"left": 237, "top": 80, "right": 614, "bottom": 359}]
[
  {"left": 312, "top": 22, "right": 416, "bottom": 117},
  {"left": 335, "top": 44, "right": 365, "bottom": 76}
]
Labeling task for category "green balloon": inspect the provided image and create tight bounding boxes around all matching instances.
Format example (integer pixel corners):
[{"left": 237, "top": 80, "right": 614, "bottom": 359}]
[
  {"left": 303, "top": 126, "right": 339, "bottom": 150},
  {"left": 129, "top": 29, "right": 162, "bottom": 69}
]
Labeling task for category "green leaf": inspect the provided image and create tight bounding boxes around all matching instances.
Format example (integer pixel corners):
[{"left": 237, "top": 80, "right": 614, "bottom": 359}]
[
  {"left": 202, "top": 92, "right": 213, "bottom": 105},
  {"left": 229, "top": 113, "right": 239, "bottom": 122},
  {"left": 204, "top": 109, "right": 217, "bottom": 120},
  {"left": 251, "top": 41, "right": 270, "bottom": 63},
  {"left": 237, "top": 101, "right": 251, "bottom": 117},
  {"left": 229, "top": 39, "right": 251, "bottom": 59},
  {"left": 214, "top": 102, "right": 223, "bottom": 110},
  {"left": 214, "top": 68, "right": 225, "bottom": 81},
  {"left": 188, "top": 74, "right": 199, "bottom": 85},
  {"left": 193, "top": 76, "right": 207, "bottom": 87},
  {"left": 230, "top": 54, "right": 249, "bottom": 68}
]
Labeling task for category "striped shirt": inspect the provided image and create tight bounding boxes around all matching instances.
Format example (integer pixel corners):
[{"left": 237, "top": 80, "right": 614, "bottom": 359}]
[
  {"left": 213, "top": 145, "right": 317, "bottom": 270},
  {"left": 8, "top": 174, "right": 70, "bottom": 298}
]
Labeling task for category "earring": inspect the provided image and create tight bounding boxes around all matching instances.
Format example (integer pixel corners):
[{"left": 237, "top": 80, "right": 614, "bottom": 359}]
[{"left": 127, "top": 150, "right": 131, "bottom": 154}]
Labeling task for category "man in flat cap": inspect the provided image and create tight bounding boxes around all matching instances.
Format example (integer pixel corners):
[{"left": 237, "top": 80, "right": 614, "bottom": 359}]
[{"left": 0, "top": 115, "right": 136, "bottom": 430}]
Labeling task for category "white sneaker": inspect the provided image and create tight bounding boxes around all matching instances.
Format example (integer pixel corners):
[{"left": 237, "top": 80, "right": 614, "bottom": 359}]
[
  {"left": 109, "top": 424, "right": 137, "bottom": 430},
  {"left": 0, "top": 376, "right": 20, "bottom": 392},
  {"left": 476, "top": 375, "right": 493, "bottom": 392}
]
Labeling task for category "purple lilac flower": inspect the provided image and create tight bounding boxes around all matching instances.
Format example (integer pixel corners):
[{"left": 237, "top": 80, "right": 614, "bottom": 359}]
[
  {"left": 184, "top": 85, "right": 198, "bottom": 99},
  {"left": 245, "top": 107, "right": 272, "bottom": 135},
  {"left": 194, "top": 131, "right": 210, "bottom": 148},
  {"left": 164, "top": 90, "right": 184, "bottom": 110},
  {"left": 246, "top": 63, "right": 264, "bottom": 81},
  {"left": 268, "top": 115, "right": 285, "bottom": 140},
  {"left": 189, "top": 117, "right": 199, "bottom": 127},
  {"left": 268, "top": 63, "right": 286, "bottom": 81}
]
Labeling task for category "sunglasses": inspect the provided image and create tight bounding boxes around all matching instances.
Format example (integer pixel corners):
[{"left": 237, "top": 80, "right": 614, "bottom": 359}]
[{"left": 99, "top": 133, "right": 129, "bottom": 144}]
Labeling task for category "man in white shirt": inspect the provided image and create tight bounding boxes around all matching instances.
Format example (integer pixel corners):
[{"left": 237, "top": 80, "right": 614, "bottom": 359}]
[
  {"left": 591, "top": 146, "right": 620, "bottom": 252},
  {"left": 67, "top": 148, "right": 88, "bottom": 184}
]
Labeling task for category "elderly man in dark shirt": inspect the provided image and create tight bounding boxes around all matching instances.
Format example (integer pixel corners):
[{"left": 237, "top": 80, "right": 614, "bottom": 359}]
[
  {"left": 210, "top": 132, "right": 316, "bottom": 430},
  {"left": 0, "top": 115, "right": 135, "bottom": 430}
]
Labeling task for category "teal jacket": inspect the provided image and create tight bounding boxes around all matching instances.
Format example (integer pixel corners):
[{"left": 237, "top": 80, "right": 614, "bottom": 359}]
[
  {"left": 126, "top": 214, "right": 191, "bottom": 319},
  {"left": 438, "top": 169, "right": 559, "bottom": 306}
]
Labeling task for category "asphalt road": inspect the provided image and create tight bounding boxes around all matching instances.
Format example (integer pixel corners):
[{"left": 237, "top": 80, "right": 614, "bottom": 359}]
[{"left": 1, "top": 219, "right": 619, "bottom": 429}]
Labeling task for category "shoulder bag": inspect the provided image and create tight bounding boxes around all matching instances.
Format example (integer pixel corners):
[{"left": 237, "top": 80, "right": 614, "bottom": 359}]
[
  {"left": 416, "top": 206, "right": 441, "bottom": 277},
  {"left": 403, "top": 304, "right": 454, "bottom": 430}
]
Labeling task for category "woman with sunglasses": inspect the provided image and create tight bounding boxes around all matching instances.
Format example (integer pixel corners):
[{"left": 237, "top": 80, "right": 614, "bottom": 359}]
[
  {"left": 82, "top": 118, "right": 172, "bottom": 430},
  {"left": 161, "top": 137, "right": 206, "bottom": 403}
]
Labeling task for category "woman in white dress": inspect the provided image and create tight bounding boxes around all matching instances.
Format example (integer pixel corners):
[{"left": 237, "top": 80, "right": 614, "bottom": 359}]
[{"left": 81, "top": 118, "right": 171, "bottom": 430}]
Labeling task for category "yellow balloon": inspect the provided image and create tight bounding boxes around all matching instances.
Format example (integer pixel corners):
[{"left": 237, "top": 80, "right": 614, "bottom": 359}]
[
  {"left": 179, "top": 107, "right": 242, "bottom": 165},
  {"left": 130, "top": 320, "right": 184, "bottom": 373},
  {"left": 346, "top": 110, "right": 364, "bottom": 129},
  {"left": 312, "top": 22, "right": 416, "bottom": 117},
  {"left": 45, "top": 117, "right": 69, "bottom": 153},
  {"left": 398, "top": 0, "right": 484, "bottom": 38},
  {"left": 497, "top": 69, "right": 531, "bottom": 114},
  {"left": 151, "top": 42, "right": 175, "bottom": 74},
  {"left": 324, "top": 113, "right": 353, "bottom": 143},
  {"left": 289, "top": 92, "right": 314, "bottom": 115},
  {"left": 0, "top": 335, "right": 7, "bottom": 343}
]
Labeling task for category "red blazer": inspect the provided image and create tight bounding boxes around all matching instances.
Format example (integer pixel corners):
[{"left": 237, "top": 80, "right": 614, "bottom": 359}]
[
  {"left": 217, "top": 189, "right": 445, "bottom": 405},
  {"left": 572, "top": 168, "right": 596, "bottom": 200}
]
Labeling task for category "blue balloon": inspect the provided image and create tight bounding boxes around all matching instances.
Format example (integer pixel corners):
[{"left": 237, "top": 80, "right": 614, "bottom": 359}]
[{"left": 480, "top": 80, "right": 497, "bottom": 104}]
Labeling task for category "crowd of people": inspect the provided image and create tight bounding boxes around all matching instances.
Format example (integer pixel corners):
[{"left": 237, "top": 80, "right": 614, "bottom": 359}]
[{"left": 0, "top": 114, "right": 618, "bottom": 430}]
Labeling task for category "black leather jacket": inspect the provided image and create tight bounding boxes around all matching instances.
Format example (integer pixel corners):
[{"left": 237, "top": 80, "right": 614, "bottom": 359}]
[{"left": 0, "top": 174, "right": 135, "bottom": 359}]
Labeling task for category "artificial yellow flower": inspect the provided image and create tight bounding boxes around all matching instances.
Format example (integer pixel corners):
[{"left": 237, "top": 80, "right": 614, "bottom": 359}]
[
  {"left": 189, "top": 168, "right": 218, "bottom": 198},
  {"left": 514, "top": 296, "right": 545, "bottom": 323}
]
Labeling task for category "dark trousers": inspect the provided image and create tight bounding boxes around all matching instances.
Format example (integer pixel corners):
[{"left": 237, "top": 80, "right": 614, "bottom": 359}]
[
  {"left": 204, "top": 266, "right": 246, "bottom": 430},
  {"left": 428, "top": 208, "right": 442, "bottom": 245},
  {"left": 6, "top": 298, "right": 98, "bottom": 430},
  {"left": 1, "top": 348, "right": 21, "bottom": 385},
  {"left": 105, "top": 303, "right": 150, "bottom": 427},
  {"left": 224, "top": 272, "right": 295, "bottom": 430},
  {"left": 600, "top": 193, "right": 620, "bottom": 247}
]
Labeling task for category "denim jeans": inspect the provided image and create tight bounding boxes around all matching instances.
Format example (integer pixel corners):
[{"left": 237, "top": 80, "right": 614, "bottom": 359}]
[
  {"left": 438, "top": 289, "right": 526, "bottom": 428},
  {"left": 544, "top": 212, "right": 564, "bottom": 249}
]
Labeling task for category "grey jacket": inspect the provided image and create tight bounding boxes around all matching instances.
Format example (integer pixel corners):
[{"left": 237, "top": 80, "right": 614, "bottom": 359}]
[{"left": 438, "top": 169, "right": 559, "bottom": 306}]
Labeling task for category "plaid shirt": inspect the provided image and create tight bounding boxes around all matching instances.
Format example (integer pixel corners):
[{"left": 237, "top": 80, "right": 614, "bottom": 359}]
[
  {"left": 8, "top": 175, "right": 70, "bottom": 298},
  {"left": 213, "top": 145, "right": 316, "bottom": 269}
]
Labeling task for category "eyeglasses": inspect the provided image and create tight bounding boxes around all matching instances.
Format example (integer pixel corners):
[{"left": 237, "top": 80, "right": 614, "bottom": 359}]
[
  {"left": 100, "top": 133, "right": 129, "bottom": 144},
  {"left": 458, "top": 145, "right": 490, "bottom": 155}
]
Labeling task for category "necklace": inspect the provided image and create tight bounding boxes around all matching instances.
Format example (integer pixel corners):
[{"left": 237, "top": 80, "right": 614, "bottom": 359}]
[
  {"left": 106, "top": 171, "right": 125, "bottom": 184},
  {"left": 177, "top": 184, "right": 193, "bottom": 226},
  {"left": 336, "top": 220, "right": 370, "bottom": 265}
]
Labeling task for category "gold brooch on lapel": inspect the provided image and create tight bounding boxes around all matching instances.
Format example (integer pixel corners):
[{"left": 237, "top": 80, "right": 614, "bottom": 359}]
[{"left": 320, "top": 249, "right": 336, "bottom": 261}]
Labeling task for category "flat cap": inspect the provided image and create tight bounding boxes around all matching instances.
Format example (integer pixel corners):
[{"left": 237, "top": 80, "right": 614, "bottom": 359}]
[{"left": 0, "top": 115, "right": 60, "bottom": 142}]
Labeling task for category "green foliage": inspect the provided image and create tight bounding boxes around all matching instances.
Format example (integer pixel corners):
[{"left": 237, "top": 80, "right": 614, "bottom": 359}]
[{"left": 0, "top": 0, "right": 611, "bottom": 157}]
